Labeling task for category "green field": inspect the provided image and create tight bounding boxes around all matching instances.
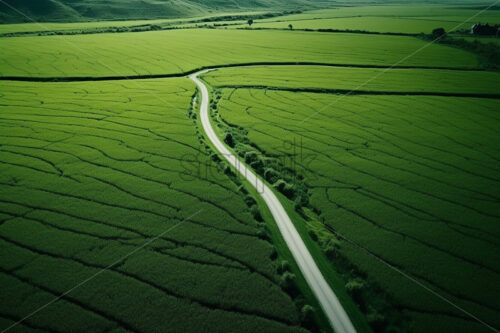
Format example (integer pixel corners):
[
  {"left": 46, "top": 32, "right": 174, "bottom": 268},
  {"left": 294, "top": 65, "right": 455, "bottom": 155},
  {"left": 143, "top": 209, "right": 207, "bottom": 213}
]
[
  {"left": 0, "top": 79, "right": 310, "bottom": 332},
  {"left": 204, "top": 65, "right": 500, "bottom": 94},
  {"left": 203, "top": 66, "right": 500, "bottom": 332},
  {"left": 239, "top": 17, "right": 464, "bottom": 34},
  {"left": 234, "top": 5, "right": 500, "bottom": 33},
  {"left": 0, "top": 19, "right": 172, "bottom": 34},
  {"left": 1, "top": 1, "right": 500, "bottom": 332},
  {"left": 0, "top": 11, "right": 272, "bottom": 34},
  {"left": 0, "top": 29, "right": 480, "bottom": 78}
]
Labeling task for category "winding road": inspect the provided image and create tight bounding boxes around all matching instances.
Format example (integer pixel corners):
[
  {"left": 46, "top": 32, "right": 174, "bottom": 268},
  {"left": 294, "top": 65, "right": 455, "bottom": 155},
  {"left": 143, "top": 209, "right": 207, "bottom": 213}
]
[{"left": 190, "top": 70, "right": 357, "bottom": 333}]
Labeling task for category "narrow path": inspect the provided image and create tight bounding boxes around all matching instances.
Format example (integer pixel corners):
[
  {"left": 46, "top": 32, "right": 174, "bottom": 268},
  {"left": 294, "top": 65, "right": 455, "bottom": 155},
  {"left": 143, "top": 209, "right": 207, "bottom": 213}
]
[{"left": 190, "top": 69, "right": 357, "bottom": 333}]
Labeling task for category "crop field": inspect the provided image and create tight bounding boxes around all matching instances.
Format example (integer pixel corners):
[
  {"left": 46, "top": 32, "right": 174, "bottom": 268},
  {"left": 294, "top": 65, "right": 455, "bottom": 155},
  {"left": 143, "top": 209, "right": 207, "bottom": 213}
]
[
  {"left": 0, "top": 78, "right": 311, "bottom": 332},
  {"left": 1, "top": 2, "right": 499, "bottom": 332},
  {"left": 203, "top": 66, "right": 500, "bottom": 332},
  {"left": 235, "top": 6, "right": 500, "bottom": 33},
  {"left": 238, "top": 17, "right": 463, "bottom": 34},
  {"left": 0, "top": 19, "right": 171, "bottom": 34},
  {"left": 0, "top": 29, "right": 480, "bottom": 78},
  {"left": 0, "top": 11, "right": 270, "bottom": 34},
  {"left": 204, "top": 65, "right": 500, "bottom": 95}
]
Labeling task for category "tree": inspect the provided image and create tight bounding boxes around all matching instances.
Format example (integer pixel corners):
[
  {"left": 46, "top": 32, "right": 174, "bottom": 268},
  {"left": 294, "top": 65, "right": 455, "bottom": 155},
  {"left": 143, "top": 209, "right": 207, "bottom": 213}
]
[
  {"left": 247, "top": 19, "right": 253, "bottom": 27},
  {"left": 432, "top": 27, "right": 446, "bottom": 39},
  {"left": 288, "top": 24, "right": 293, "bottom": 30}
]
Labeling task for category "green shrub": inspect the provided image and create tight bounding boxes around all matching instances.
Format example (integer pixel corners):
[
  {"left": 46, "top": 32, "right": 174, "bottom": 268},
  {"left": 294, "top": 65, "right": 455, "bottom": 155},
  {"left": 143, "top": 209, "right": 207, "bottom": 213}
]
[
  {"left": 224, "top": 133, "right": 234, "bottom": 147},
  {"left": 264, "top": 167, "right": 279, "bottom": 183},
  {"left": 345, "top": 278, "right": 366, "bottom": 305},
  {"left": 273, "top": 179, "right": 287, "bottom": 192},
  {"left": 300, "top": 305, "right": 315, "bottom": 328},
  {"left": 324, "top": 239, "right": 339, "bottom": 260},
  {"left": 277, "top": 260, "right": 290, "bottom": 274},
  {"left": 256, "top": 228, "right": 270, "bottom": 241},
  {"left": 308, "top": 229, "right": 318, "bottom": 241},
  {"left": 244, "top": 151, "right": 259, "bottom": 164},
  {"left": 244, "top": 195, "right": 256, "bottom": 207},
  {"left": 280, "top": 272, "right": 299, "bottom": 297},
  {"left": 250, "top": 205, "right": 263, "bottom": 222}
]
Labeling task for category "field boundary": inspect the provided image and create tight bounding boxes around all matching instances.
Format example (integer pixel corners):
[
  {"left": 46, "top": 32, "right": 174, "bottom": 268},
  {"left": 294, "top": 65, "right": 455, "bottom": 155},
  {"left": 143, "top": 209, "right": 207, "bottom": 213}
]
[
  {"left": 0, "top": 61, "right": 487, "bottom": 82},
  {"left": 212, "top": 85, "right": 500, "bottom": 99}
]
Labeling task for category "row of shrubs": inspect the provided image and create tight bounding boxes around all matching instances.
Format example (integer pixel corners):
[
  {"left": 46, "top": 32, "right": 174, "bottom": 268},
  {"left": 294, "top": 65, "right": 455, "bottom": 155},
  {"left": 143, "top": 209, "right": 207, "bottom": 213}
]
[
  {"left": 0, "top": 24, "right": 166, "bottom": 37},
  {"left": 207, "top": 89, "right": 411, "bottom": 331},
  {"left": 315, "top": 234, "right": 410, "bottom": 332},
  {"left": 421, "top": 28, "right": 500, "bottom": 70},
  {"left": 206, "top": 90, "right": 320, "bottom": 331},
  {"left": 211, "top": 90, "right": 310, "bottom": 214},
  {"left": 197, "top": 10, "right": 302, "bottom": 24},
  {"left": 208, "top": 89, "right": 412, "bottom": 332}
]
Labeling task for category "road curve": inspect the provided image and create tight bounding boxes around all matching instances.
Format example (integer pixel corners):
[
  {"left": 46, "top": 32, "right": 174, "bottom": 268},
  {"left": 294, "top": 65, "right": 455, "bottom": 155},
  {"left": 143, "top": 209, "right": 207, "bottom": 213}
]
[{"left": 190, "top": 70, "right": 357, "bottom": 333}]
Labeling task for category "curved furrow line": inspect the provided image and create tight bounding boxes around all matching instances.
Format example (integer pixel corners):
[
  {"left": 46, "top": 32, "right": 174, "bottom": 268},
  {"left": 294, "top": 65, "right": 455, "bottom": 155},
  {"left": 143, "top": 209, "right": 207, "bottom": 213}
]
[
  {"left": 324, "top": 190, "right": 500, "bottom": 276},
  {"left": 80, "top": 174, "right": 181, "bottom": 212},
  {"left": 241, "top": 99, "right": 500, "bottom": 202},
  {"left": 269, "top": 149, "right": 499, "bottom": 245},
  {"left": 0, "top": 269, "right": 130, "bottom": 333},
  {"left": 1, "top": 213, "right": 138, "bottom": 242},
  {"left": 0, "top": 199, "right": 148, "bottom": 239},
  {"left": 0, "top": 148, "right": 81, "bottom": 183},
  {"left": 354, "top": 189, "right": 500, "bottom": 246},
  {"left": 0, "top": 159, "right": 61, "bottom": 179},
  {"left": 322, "top": 223, "right": 500, "bottom": 315},
  {"left": 248, "top": 126, "right": 500, "bottom": 230},
  {"left": 0, "top": 199, "right": 275, "bottom": 283},
  {"left": 325, "top": 109, "right": 500, "bottom": 182},
  {"left": 2, "top": 212, "right": 272, "bottom": 286},
  {"left": 154, "top": 247, "right": 247, "bottom": 272},
  {"left": 278, "top": 131, "right": 500, "bottom": 219},
  {"left": 0, "top": 182, "right": 257, "bottom": 239},
  {"left": 0, "top": 312, "right": 54, "bottom": 333},
  {"left": 0, "top": 236, "right": 299, "bottom": 327},
  {"left": 1, "top": 143, "right": 254, "bottom": 229},
  {"left": 0, "top": 103, "right": 116, "bottom": 118},
  {"left": 270, "top": 91, "right": 500, "bottom": 181}
]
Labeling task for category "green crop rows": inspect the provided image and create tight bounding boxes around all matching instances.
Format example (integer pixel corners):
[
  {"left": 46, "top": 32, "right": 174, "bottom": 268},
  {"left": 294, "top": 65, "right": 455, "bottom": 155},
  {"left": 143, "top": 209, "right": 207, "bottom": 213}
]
[
  {"left": 1, "top": 2, "right": 500, "bottom": 332},
  {"left": 0, "top": 29, "right": 479, "bottom": 78},
  {"left": 203, "top": 65, "right": 500, "bottom": 332},
  {"left": 234, "top": 5, "right": 500, "bottom": 34},
  {"left": 0, "top": 79, "right": 310, "bottom": 332},
  {"left": 204, "top": 65, "right": 500, "bottom": 95}
]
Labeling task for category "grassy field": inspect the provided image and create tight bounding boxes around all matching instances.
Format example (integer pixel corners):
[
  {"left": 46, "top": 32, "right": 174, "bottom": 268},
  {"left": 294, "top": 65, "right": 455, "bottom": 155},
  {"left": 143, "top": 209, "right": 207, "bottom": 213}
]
[
  {"left": 0, "top": 29, "right": 480, "bottom": 78},
  {"left": 234, "top": 5, "right": 500, "bottom": 33},
  {"left": 204, "top": 65, "right": 500, "bottom": 94},
  {"left": 202, "top": 66, "right": 500, "bottom": 332},
  {"left": 0, "top": 19, "right": 172, "bottom": 34},
  {"left": 0, "top": 78, "right": 312, "bottom": 332},
  {"left": 0, "top": 11, "right": 272, "bottom": 34},
  {"left": 237, "top": 17, "right": 463, "bottom": 34},
  {"left": 1, "top": 2, "right": 499, "bottom": 332}
]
